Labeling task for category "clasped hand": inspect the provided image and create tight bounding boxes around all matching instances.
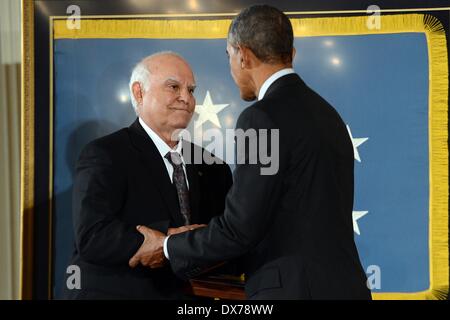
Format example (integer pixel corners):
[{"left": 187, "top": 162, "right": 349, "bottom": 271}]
[{"left": 128, "top": 224, "right": 206, "bottom": 269}]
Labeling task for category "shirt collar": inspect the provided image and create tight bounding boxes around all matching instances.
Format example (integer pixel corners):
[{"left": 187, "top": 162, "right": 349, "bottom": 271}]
[
  {"left": 138, "top": 117, "right": 183, "bottom": 159},
  {"left": 258, "top": 68, "right": 296, "bottom": 101}
]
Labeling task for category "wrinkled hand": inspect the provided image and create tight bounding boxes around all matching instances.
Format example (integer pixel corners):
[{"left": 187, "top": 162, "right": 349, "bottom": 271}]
[
  {"left": 167, "top": 224, "right": 207, "bottom": 236},
  {"left": 129, "top": 225, "right": 165, "bottom": 269}
]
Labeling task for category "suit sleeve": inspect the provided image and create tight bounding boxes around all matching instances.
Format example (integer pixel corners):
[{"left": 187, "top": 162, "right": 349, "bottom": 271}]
[
  {"left": 72, "top": 141, "right": 144, "bottom": 266},
  {"left": 222, "top": 163, "right": 233, "bottom": 200},
  {"left": 211, "top": 161, "right": 233, "bottom": 218},
  {"left": 168, "top": 106, "right": 283, "bottom": 279}
]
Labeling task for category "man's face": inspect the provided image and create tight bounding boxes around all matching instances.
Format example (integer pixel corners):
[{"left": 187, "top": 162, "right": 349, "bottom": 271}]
[
  {"left": 226, "top": 42, "right": 256, "bottom": 101},
  {"left": 137, "top": 55, "right": 196, "bottom": 138}
]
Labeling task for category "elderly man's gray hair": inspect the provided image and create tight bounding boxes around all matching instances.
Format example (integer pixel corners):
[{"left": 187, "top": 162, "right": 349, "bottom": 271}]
[{"left": 128, "top": 51, "right": 185, "bottom": 114}]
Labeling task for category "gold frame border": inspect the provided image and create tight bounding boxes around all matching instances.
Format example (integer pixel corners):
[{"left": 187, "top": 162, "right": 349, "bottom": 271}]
[
  {"left": 48, "top": 17, "right": 54, "bottom": 300},
  {"left": 20, "top": 0, "right": 34, "bottom": 300},
  {"left": 49, "top": 6, "right": 450, "bottom": 19},
  {"left": 21, "top": 6, "right": 449, "bottom": 300}
]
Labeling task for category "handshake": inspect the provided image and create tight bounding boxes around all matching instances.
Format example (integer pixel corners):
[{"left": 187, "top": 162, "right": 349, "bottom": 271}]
[{"left": 128, "top": 224, "right": 206, "bottom": 269}]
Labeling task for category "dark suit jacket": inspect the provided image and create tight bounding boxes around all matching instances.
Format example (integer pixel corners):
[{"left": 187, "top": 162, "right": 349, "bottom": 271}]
[
  {"left": 168, "top": 74, "right": 372, "bottom": 300},
  {"left": 63, "top": 119, "right": 232, "bottom": 299}
]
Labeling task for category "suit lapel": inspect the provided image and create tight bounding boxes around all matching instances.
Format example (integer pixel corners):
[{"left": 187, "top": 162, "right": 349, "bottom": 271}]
[
  {"left": 185, "top": 162, "right": 201, "bottom": 224},
  {"left": 182, "top": 140, "right": 201, "bottom": 224},
  {"left": 128, "top": 119, "right": 184, "bottom": 226}
]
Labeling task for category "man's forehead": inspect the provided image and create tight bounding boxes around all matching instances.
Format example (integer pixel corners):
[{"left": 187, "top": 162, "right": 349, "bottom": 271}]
[
  {"left": 164, "top": 76, "right": 196, "bottom": 86},
  {"left": 147, "top": 55, "right": 191, "bottom": 71}
]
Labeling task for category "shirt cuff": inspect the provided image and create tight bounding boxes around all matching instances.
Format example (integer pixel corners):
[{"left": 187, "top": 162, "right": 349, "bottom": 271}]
[{"left": 163, "top": 235, "right": 170, "bottom": 260}]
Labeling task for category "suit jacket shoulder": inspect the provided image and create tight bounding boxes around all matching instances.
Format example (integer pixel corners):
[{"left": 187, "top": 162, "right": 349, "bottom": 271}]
[
  {"left": 236, "top": 103, "right": 277, "bottom": 132},
  {"left": 78, "top": 128, "right": 130, "bottom": 164}
]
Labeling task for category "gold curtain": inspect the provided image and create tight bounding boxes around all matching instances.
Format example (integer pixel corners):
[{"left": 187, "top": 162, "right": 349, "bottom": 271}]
[{"left": 0, "top": 0, "right": 21, "bottom": 300}]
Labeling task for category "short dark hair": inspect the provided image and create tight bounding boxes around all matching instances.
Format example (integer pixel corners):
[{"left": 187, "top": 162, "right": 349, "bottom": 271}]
[{"left": 228, "top": 5, "right": 294, "bottom": 64}]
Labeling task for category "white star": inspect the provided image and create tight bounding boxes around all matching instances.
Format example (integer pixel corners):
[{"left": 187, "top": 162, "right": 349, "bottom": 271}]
[
  {"left": 352, "top": 211, "right": 368, "bottom": 235},
  {"left": 195, "top": 91, "right": 229, "bottom": 128},
  {"left": 346, "top": 125, "right": 368, "bottom": 162}
]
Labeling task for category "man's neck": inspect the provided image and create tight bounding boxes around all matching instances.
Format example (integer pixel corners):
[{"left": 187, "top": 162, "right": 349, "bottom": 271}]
[
  {"left": 163, "top": 135, "right": 178, "bottom": 149},
  {"left": 253, "top": 64, "right": 292, "bottom": 98},
  {"left": 140, "top": 117, "right": 179, "bottom": 149}
]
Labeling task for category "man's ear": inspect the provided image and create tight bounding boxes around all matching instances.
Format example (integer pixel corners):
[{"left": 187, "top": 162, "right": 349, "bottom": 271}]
[
  {"left": 292, "top": 47, "right": 297, "bottom": 61},
  {"left": 238, "top": 45, "right": 254, "bottom": 69},
  {"left": 132, "top": 82, "right": 143, "bottom": 105},
  {"left": 239, "top": 45, "right": 262, "bottom": 69}
]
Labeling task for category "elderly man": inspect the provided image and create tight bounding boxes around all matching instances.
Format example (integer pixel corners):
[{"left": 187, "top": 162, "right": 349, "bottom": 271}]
[
  {"left": 63, "top": 52, "right": 232, "bottom": 299},
  {"left": 130, "top": 6, "right": 372, "bottom": 300}
]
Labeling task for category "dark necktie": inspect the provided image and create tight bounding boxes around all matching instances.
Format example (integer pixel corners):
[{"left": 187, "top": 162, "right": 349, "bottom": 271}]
[{"left": 165, "top": 151, "right": 191, "bottom": 225}]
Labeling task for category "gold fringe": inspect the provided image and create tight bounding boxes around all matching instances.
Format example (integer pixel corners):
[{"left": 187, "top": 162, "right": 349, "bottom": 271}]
[
  {"left": 53, "top": 19, "right": 232, "bottom": 39},
  {"left": 291, "top": 14, "right": 426, "bottom": 36},
  {"left": 52, "top": 14, "right": 448, "bottom": 300},
  {"left": 424, "top": 14, "right": 449, "bottom": 301},
  {"left": 54, "top": 14, "right": 435, "bottom": 39}
]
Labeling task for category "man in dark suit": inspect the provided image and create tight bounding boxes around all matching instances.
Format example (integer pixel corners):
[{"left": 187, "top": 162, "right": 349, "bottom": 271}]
[
  {"left": 63, "top": 52, "right": 232, "bottom": 299},
  {"left": 129, "top": 6, "right": 371, "bottom": 300}
]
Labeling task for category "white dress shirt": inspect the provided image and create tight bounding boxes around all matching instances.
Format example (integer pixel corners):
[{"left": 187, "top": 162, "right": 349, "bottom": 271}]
[
  {"left": 139, "top": 118, "right": 191, "bottom": 261},
  {"left": 138, "top": 118, "right": 188, "bottom": 188},
  {"left": 139, "top": 118, "right": 189, "bottom": 260},
  {"left": 258, "top": 68, "right": 296, "bottom": 100}
]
